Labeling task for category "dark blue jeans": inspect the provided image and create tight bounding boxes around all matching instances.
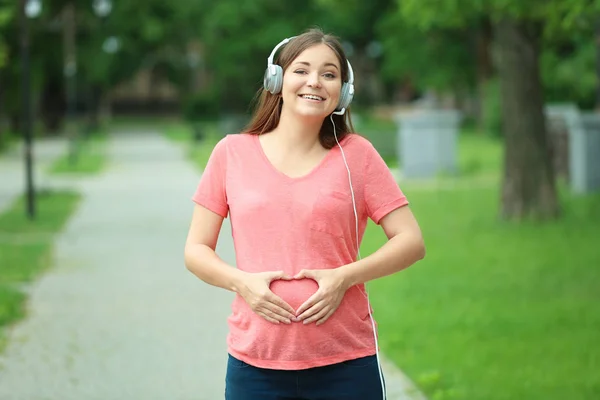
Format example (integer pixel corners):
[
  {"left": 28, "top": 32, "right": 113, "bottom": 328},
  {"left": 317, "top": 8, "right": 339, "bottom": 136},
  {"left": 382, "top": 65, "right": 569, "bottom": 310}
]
[{"left": 225, "top": 354, "right": 386, "bottom": 400}]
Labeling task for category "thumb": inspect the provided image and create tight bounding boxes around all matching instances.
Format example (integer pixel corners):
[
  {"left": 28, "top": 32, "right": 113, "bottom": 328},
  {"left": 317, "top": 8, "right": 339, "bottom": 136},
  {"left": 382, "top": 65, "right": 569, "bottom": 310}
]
[{"left": 294, "top": 269, "right": 317, "bottom": 280}]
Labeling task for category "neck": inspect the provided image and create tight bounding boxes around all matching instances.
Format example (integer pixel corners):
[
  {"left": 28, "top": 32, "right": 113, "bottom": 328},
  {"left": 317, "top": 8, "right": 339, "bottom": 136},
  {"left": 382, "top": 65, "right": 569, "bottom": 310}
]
[{"left": 270, "top": 107, "right": 326, "bottom": 153}]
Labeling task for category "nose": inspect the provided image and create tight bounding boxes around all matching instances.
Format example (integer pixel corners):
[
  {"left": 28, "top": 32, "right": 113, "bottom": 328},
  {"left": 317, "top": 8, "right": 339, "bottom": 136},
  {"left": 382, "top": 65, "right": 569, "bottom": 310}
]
[{"left": 307, "top": 72, "right": 321, "bottom": 88}]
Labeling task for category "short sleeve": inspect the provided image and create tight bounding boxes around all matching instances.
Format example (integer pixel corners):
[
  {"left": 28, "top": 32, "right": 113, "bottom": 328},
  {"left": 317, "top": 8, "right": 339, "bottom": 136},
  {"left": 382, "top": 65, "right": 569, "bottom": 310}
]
[
  {"left": 191, "top": 137, "right": 229, "bottom": 218},
  {"left": 363, "top": 143, "right": 408, "bottom": 224}
]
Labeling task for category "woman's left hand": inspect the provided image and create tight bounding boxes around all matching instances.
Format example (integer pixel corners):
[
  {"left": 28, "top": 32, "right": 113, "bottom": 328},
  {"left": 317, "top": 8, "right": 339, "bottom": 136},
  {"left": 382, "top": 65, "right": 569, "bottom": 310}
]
[{"left": 293, "top": 269, "right": 348, "bottom": 326}]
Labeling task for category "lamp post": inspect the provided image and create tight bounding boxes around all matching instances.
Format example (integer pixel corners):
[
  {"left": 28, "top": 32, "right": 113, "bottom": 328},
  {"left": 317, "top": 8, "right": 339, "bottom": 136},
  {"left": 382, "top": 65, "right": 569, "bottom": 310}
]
[
  {"left": 92, "top": 0, "right": 112, "bottom": 130},
  {"left": 63, "top": 2, "right": 78, "bottom": 165},
  {"left": 20, "top": 0, "right": 42, "bottom": 219}
]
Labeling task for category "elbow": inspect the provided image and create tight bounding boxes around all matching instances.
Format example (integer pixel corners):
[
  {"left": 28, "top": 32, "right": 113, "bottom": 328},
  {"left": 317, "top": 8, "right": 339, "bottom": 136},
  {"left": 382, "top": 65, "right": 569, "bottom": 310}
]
[
  {"left": 414, "top": 234, "right": 426, "bottom": 261},
  {"left": 417, "top": 239, "right": 426, "bottom": 261},
  {"left": 183, "top": 243, "right": 197, "bottom": 272}
]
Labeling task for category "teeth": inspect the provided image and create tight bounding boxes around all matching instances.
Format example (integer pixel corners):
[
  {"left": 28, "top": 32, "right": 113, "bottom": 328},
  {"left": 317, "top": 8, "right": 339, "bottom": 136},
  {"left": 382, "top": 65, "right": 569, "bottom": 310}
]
[{"left": 301, "top": 95, "right": 324, "bottom": 101}]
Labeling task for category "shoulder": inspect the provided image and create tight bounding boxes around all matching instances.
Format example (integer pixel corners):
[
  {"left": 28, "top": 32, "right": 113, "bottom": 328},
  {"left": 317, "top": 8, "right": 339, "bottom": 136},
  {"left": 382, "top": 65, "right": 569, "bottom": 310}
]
[
  {"left": 341, "top": 133, "right": 379, "bottom": 156},
  {"left": 212, "top": 133, "right": 254, "bottom": 154},
  {"left": 219, "top": 132, "right": 254, "bottom": 147}
]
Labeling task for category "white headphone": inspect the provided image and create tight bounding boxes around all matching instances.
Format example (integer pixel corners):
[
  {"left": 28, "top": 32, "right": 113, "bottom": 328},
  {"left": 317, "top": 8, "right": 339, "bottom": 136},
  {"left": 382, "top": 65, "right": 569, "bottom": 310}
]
[{"left": 263, "top": 36, "right": 355, "bottom": 115}]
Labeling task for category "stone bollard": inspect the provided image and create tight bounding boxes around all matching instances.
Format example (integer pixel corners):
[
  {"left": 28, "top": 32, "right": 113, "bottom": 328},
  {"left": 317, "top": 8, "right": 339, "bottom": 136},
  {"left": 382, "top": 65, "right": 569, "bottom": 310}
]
[
  {"left": 545, "top": 103, "right": 578, "bottom": 181},
  {"left": 566, "top": 111, "right": 600, "bottom": 194},
  {"left": 395, "top": 110, "right": 461, "bottom": 179}
]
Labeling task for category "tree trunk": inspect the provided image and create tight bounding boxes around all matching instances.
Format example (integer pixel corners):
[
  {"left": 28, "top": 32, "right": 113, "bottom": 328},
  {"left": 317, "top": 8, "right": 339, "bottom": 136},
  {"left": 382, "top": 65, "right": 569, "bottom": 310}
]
[
  {"left": 596, "top": 20, "right": 600, "bottom": 110},
  {"left": 0, "top": 76, "right": 4, "bottom": 146},
  {"left": 494, "top": 18, "right": 559, "bottom": 220}
]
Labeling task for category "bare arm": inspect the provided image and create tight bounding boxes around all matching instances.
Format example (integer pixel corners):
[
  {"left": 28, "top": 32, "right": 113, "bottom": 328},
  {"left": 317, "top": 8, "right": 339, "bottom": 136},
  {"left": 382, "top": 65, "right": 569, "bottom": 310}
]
[
  {"left": 338, "top": 205, "right": 425, "bottom": 288},
  {"left": 184, "top": 204, "right": 296, "bottom": 323},
  {"left": 184, "top": 205, "right": 245, "bottom": 292}
]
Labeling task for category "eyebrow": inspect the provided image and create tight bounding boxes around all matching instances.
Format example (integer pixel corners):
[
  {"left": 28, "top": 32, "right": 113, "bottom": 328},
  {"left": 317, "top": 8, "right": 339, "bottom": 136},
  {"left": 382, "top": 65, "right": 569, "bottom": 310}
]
[{"left": 294, "top": 61, "right": 339, "bottom": 71}]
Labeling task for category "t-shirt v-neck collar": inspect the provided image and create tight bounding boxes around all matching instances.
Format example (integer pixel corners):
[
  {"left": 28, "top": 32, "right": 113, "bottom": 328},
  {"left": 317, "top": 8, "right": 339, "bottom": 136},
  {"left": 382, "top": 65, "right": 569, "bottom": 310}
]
[{"left": 252, "top": 133, "right": 348, "bottom": 182}]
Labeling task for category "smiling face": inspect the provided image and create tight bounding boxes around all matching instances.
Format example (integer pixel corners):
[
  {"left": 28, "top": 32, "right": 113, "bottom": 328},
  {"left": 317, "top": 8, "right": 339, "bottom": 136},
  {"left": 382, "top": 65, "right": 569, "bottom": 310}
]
[{"left": 280, "top": 43, "right": 342, "bottom": 119}]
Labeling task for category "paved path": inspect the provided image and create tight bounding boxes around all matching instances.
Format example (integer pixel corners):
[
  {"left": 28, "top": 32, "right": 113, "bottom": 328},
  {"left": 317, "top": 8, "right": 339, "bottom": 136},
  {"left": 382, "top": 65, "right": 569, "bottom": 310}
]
[{"left": 0, "top": 131, "right": 425, "bottom": 400}]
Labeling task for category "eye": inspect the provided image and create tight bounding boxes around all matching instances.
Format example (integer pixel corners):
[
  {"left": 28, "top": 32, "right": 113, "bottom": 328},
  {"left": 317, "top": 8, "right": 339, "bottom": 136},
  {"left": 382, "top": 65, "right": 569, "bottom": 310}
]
[
  {"left": 293, "top": 69, "right": 307, "bottom": 75},
  {"left": 323, "top": 72, "right": 337, "bottom": 79}
]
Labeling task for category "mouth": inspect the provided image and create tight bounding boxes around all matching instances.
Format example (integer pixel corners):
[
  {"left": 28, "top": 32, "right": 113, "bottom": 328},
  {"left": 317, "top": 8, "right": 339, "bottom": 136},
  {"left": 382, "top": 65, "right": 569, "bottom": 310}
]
[{"left": 298, "top": 94, "right": 326, "bottom": 102}]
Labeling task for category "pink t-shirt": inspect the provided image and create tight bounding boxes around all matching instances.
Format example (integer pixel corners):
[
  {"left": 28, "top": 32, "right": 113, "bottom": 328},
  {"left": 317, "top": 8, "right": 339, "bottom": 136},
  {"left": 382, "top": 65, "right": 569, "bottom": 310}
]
[{"left": 192, "top": 132, "right": 408, "bottom": 370}]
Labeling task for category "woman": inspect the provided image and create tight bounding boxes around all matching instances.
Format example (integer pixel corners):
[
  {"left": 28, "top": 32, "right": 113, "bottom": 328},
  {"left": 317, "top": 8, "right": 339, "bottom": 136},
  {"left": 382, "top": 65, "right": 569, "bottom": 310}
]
[{"left": 184, "top": 28, "right": 425, "bottom": 400}]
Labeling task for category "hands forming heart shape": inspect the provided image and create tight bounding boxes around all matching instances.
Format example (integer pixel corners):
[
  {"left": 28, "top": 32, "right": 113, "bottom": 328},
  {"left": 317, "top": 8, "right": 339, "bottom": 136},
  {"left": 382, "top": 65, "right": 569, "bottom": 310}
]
[{"left": 238, "top": 269, "right": 349, "bottom": 326}]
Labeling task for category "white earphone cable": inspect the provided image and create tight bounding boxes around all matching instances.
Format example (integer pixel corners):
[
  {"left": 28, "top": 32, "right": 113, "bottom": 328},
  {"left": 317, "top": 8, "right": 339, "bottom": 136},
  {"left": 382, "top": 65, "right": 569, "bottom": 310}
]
[{"left": 330, "top": 114, "right": 386, "bottom": 400}]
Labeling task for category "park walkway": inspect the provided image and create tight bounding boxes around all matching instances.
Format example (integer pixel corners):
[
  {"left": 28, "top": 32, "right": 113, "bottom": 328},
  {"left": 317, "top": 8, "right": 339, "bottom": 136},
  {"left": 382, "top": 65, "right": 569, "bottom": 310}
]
[{"left": 0, "top": 130, "right": 425, "bottom": 400}]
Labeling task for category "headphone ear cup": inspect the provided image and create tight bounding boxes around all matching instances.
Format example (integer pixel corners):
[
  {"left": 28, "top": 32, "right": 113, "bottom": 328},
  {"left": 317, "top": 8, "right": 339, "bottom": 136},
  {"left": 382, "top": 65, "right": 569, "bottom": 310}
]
[
  {"left": 337, "top": 83, "right": 354, "bottom": 111},
  {"left": 264, "top": 65, "right": 283, "bottom": 94}
]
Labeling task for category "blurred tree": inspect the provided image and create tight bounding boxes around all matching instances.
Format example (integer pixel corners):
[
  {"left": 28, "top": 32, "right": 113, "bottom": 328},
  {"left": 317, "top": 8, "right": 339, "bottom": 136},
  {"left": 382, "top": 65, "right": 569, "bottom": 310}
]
[
  {"left": 314, "top": 0, "right": 396, "bottom": 106},
  {"left": 0, "top": 5, "right": 10, "bottom": 69},
  {"left": 396, "top": 0, "right": 599, "bottom": 220},
  {"left": 375, "top": 17, "right": 479, "bottom": 104},
  {"left": 0, "top": 4, "right": 13, "bottom": 144},
  {"left": 196, "top": 0, "right": 322, "bottom": 114},
  {"left": 542, "top": 28, "right": 596, "bottom": 110}
]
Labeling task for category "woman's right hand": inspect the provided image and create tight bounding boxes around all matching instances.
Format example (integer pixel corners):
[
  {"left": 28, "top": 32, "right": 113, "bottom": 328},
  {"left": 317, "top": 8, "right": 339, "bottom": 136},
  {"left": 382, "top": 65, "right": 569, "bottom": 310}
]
[{"left": 237, "top": 271, "right": 296, "bottom": 324}]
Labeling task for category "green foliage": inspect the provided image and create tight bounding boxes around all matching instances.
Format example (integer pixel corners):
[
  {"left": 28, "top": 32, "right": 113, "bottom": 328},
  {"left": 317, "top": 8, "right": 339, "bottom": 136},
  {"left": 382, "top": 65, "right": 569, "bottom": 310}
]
[
  {"left": 481, "top": 78, "right": 502, "bottom": 137},
  {"left": 376, "top": 16, "right": 476, "bottom": 92},
  {"left": 0, "top": 5, "right": 13, "bottom": 69},
  {"left": 1, "top": 0, "right": 598, "bottom": 125},
  {"left": 542, "top": 32, "right": 597, "bottom": 110},
  {"left": 182, "top": 86, "right": 223, "bottom": 122},
  {"left": 388, "top": 0, "right": 598, "bottom": 104},
  {"left": 315, "top": 0, "right": 393, "bottom": 45},
  {"left": 0, "top": 190, "right": 80, "bottom": 346},
  {"left": 196, "top": 0, "right": 325, "bottom": 111},
  {"left": 397, "top": 0, "right": 599, "bottom": 29},
  {"left": 396, "top": 0, "right": 484, "bottom": 30}
]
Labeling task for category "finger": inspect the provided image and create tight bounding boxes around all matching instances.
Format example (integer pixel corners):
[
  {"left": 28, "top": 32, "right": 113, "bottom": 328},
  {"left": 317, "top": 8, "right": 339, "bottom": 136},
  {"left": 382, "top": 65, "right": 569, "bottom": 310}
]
[
  {"left": 303, "top": 305, "right": 330, "bottom": 325},
  {"left": 257, "top": 311, "right": 282, "bottom": 324},
  {"left": 297, "top": 300, "right": 325, "bottom": 321},
  {"left": 316, "top": 308, "right": 336, "bottom": 326},
  {"left": 296, "top": 292, "right": 321, "bottom": 316},
  {"left": 266, "top": 293, "right": 296, "bottom": 316},
  {"left": 268, "top": 271, "right": 293, "bottom": 282},
  {"left": 262, "top": 304, "right": 292, "bottom": 323},
  {"left": 258, "top": 306, "right": 292, "bottom": 324}
]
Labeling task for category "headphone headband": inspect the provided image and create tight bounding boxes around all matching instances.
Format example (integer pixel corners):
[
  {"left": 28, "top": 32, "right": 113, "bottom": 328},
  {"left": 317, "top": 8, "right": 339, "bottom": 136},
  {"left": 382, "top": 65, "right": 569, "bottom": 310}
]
[
  {"left": 267, "top": 36, "right": 296, "bottom": 65},
  {"left": 267, "top": 36, "right": 354, "bottom": 84}
]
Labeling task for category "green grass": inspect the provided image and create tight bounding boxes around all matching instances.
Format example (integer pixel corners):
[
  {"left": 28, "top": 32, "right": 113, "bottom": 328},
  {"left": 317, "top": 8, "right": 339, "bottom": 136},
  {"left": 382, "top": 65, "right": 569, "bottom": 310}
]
[
  {"left": 361, "top": 139, "right": 600, "bottom": 399},
  {"left": 164, "top": 121, "right": 222, "bottom": 170},
  {"left": 0, "top": 190, "right": 81, "bottom": 348},
  {"left": 0, "top": 131, "right": 17, "bottom": 154},
  {"left": 48, "top": 133, "right": 107, "bottom": 175},
  {"left": 458, "top": 127, "right": 503, "bottom": 178}
]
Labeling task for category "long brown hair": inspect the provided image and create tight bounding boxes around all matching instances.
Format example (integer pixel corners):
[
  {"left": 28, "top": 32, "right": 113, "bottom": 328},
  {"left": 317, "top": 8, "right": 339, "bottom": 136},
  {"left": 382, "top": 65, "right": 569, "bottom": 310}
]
[{"left": 243, "top": 28, "right": 355, "bottom": 149}]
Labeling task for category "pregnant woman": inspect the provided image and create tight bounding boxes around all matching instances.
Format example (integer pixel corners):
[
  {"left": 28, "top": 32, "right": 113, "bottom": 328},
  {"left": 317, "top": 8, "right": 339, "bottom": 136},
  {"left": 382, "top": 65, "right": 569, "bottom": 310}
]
[{"left": 184, "top": 28, "right": 425, "bottom": 400}]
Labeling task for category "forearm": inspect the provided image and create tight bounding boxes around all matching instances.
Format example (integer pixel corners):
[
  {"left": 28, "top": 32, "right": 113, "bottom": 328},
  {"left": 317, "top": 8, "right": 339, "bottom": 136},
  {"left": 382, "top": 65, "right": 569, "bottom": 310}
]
[
  {"left": 339, "top": 232, "right": 425, "bottom": 288},
  {"left": 184, "top": 243, "right": 246, "bottom": 293}
]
